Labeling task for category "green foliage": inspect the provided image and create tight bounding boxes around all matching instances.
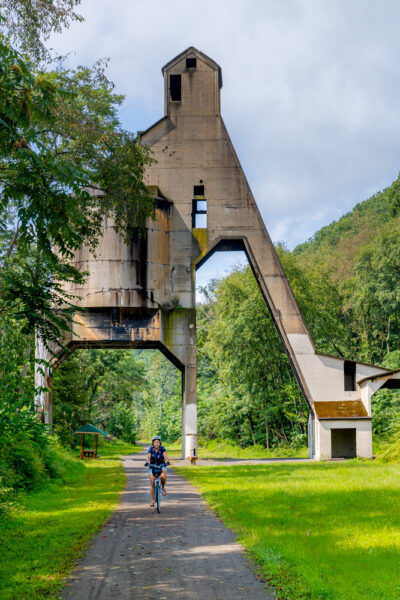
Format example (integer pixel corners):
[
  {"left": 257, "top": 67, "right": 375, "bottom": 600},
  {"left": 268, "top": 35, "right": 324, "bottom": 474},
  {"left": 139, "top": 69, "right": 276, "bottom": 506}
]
[
  {"left": 197, "top": 266, "right": 308, "bottom": 448},
  {"left": 138, "top": 350, "right": 182, "bottom": 443},
  {"left": 0, "top": 403, "right": 60, "bottom": 511},
  {"left": 53, "top": 349, "right": 146, "bottom": 443},
  {"left": 372, "top": 389, "right": 400, "bottom": 438},
  {"left": 105, "top": 402, "right": 137, "bottom": 443},
  {"left": 377, "top": 427, "right": 400, "bottom": 462}
]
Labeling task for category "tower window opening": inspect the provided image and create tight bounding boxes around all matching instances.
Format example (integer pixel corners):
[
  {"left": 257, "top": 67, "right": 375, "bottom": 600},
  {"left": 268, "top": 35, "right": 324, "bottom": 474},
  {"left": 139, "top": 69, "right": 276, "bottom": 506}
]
[
  {"left": 192, "top": 184, "right": 207, "bottom": 228},
  {"left": 344, "top": 360, "right": 356, "bottom": 391},
  {"left": 186, "top": 57, "right": 197, "bottom": 69},
  {"left": 193, "top": 185, "right": 204, "bottom": 196},
  {"left": 170, "top": 74, "right": 181, "bottom": 101}
]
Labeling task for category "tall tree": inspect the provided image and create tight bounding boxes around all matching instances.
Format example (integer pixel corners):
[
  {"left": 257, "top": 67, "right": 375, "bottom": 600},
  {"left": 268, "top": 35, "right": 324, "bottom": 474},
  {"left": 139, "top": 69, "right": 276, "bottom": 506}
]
[{"left": 0, "top": 40, "right": 154, "bottom": 343}]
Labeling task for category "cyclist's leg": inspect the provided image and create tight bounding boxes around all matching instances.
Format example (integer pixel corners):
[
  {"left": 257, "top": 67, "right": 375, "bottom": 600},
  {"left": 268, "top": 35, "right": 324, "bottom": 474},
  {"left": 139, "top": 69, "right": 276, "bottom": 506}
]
[
  {"left": 149, "top": 473, "right": 156, "bottom": 505},
  {"left": 160, "top": 468, "right": 167, "bottom": 495}
]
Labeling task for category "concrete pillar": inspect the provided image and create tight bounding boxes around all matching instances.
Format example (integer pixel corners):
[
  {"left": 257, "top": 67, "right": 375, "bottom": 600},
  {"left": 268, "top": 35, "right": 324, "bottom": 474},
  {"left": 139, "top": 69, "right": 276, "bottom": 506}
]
[
  {"left": 308, "top": 412, "right": 315, "bottom": 459},
  {"left": 34, "top": 334, "right": 53, "bottom": 425},
  {"left": 182, "top": 364, "right": 197, "bottom": 459}
]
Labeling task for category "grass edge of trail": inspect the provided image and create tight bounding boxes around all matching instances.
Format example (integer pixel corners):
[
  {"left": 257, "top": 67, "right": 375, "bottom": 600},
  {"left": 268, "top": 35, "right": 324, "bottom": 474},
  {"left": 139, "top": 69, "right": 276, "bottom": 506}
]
[
  {"left": 0, "top": 440, "right": 140, "bottom": 600},
  {"left": 176, "top": 459, "right": 400, "bottom": 600}
]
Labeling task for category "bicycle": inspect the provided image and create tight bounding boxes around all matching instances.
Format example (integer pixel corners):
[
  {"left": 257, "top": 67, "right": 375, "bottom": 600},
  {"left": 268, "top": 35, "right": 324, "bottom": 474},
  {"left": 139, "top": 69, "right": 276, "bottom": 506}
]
[{"left": 145, "top": 461, "right": 170, "bottom": 513}]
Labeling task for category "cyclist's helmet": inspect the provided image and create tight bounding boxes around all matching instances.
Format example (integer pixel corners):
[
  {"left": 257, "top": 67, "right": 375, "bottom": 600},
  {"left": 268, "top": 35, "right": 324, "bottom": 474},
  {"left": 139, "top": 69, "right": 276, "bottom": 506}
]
[{"left": 152, "top": 436, "right": 161, "bottom": 444}]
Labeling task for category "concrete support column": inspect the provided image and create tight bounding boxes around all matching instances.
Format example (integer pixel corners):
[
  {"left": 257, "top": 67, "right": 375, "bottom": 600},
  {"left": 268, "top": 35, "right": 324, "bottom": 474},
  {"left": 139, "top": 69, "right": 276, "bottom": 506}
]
[
  {"left": 182, "top": 364, "right": 197, "bottom": 459},
  {"left": 161, "top": 307, "right": 197, "bottom": 460},
  {"left": 34, "top": 334, "right": 53, "bottom": 425},
  {"left": 308, "top": 412, "right": 315, "bottom": 459}
]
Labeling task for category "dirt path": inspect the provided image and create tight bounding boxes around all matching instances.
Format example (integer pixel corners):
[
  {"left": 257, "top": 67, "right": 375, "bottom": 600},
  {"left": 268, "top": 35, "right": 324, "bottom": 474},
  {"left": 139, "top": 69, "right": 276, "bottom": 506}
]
[{"left": 62, "top": 450, "right": 274, "bottom": 600}]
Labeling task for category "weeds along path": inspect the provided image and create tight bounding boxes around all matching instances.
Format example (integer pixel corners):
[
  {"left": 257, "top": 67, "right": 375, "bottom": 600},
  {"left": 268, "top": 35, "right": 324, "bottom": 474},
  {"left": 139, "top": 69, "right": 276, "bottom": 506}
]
[{"left": 62, "top": 449, "right": 274, "bottom": 600}]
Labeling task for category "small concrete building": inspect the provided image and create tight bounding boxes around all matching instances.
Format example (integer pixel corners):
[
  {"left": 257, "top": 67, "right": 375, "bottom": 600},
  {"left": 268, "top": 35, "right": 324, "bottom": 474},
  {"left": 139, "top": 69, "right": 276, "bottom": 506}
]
[{"left": 36, "top": 48, "right": 400, "bottom": 460}]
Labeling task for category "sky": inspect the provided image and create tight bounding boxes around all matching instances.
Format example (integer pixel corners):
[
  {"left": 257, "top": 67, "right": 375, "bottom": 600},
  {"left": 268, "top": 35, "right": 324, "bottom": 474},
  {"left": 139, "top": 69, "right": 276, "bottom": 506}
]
[{"left": 49, "top": 0, "right": 400, "bottom": 293}]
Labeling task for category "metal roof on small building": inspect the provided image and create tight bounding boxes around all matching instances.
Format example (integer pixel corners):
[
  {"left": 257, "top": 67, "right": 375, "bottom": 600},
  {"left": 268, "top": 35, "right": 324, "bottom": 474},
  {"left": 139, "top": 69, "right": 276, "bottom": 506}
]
[{"left": 314, "top": 400, "right": 368, "bottom": 420}]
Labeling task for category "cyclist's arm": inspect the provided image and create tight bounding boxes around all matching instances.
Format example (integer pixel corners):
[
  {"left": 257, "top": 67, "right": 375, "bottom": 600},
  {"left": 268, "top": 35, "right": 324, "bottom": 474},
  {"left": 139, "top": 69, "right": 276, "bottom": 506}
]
[
  {"left": 146, "top": 453, "right": 151, "bottom": 463},
  {"left": 163, "top": 451, "right": 170, "bottom": 463}
]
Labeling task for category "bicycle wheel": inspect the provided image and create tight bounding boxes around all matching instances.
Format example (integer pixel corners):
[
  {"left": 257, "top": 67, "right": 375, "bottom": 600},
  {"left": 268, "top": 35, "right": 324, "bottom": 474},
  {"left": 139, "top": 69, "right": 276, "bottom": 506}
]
[{"left": 155, "top": 480, "right": 161, "bottom": 513}]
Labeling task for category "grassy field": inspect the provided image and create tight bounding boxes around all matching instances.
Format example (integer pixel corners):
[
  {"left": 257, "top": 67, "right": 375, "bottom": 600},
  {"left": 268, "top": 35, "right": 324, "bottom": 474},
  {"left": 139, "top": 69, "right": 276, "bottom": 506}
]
[
  {"left": 147, "top": 437, "right": 308, "bottom": 459},
  {"left": 0, "top": 440, "right": 139, "bottom": 600},
  {"left": 177, "top": 459, "right": 400, "bottom": 600}
]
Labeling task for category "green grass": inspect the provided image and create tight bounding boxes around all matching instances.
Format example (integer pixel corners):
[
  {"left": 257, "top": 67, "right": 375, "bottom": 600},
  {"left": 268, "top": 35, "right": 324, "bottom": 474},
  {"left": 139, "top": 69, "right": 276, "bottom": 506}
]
[
  {"left": 143, "top": 437, "right": 308, "bottom": 459},
  {"left": 0, "top": 440, "right": 139, "bottom": 600},
  {"left": 195, "top": 439, "right": 308, "bottom": 459},
  {"left": 176, "top": 460, "right": 400, "bottom": 600}
]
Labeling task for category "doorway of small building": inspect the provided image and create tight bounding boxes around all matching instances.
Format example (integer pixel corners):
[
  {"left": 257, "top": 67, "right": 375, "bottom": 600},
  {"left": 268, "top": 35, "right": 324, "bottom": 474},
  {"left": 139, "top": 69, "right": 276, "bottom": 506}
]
[
  {"left": 195, "top": 245, "right": 310, "bottom": 460},
  {"left": 52, "top": 348, "right": 183, "bottom": 455},
  {"left": 331, "top": 428, "right": 356, "bottom": 459}
]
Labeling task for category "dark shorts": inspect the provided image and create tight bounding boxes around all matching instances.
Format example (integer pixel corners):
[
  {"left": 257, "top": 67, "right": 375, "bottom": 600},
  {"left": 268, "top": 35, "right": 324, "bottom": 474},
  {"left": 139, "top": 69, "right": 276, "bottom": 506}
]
[{"left": 148, "top": 466, "right": 167, "bottom": 474}]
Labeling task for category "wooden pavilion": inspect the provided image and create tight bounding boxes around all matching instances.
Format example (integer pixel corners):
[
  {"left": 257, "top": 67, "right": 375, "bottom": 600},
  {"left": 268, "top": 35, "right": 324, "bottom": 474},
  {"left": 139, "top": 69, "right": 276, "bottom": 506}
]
[{"left": 73, "top": 424, "right": 108, "bottom": 459}]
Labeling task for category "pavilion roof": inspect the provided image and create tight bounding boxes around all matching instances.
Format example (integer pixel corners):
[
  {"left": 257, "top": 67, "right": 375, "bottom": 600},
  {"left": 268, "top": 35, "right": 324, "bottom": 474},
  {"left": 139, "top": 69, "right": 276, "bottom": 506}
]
[{"left": 73, "top": 424, "right": 108, "bottom": 436}]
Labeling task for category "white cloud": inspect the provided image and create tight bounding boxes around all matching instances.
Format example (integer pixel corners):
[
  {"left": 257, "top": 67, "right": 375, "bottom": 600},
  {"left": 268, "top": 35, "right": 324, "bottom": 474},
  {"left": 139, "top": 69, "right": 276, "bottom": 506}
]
[{"left": 49, "top": 0, "right": 400, "bottom": 248}]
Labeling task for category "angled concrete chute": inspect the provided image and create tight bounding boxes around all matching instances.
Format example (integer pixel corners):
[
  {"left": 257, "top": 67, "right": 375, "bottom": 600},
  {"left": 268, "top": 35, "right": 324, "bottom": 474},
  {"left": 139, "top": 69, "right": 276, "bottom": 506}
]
[{"left": 36, "top": 47, "right": 391, "bottom": 460}]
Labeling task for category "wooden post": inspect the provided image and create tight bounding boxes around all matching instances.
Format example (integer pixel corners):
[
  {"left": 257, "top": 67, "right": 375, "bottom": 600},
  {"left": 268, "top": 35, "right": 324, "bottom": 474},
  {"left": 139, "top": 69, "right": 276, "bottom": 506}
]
[
  {"left": 94, "top": 434, "right": 98, "bottom": 458},
  {"left": 80, "top": 433, "right": 84, "bottom": 459}
]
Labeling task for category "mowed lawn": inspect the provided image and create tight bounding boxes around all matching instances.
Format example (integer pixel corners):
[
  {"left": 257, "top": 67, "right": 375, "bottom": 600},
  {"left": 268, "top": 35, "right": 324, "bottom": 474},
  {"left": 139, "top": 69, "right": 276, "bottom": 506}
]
[
  {"left": 0, "top": 441, "right": 139, "bottom": 600},
  {"left": 177, "top": 460, "right": 400, "bottom": 600}
]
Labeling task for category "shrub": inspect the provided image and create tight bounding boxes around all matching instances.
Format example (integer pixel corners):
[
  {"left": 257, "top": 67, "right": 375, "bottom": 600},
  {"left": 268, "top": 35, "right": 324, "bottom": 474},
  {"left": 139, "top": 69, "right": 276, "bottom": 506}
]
[{"left": 0, "top": 404, "right": 76, "bottom": 506}]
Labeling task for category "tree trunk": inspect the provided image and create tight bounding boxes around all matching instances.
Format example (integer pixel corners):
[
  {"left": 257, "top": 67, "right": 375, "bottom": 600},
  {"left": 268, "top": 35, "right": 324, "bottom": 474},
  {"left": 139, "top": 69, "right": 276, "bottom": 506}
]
[
  {"left": 265, "top": 416, "right": 270, "bottom": 450},
  {"left": 386, "top": 316, "right": 391, "bottom": 355},
  {"left": 248, "top": 412, "right": 256, "bottom": 446}
]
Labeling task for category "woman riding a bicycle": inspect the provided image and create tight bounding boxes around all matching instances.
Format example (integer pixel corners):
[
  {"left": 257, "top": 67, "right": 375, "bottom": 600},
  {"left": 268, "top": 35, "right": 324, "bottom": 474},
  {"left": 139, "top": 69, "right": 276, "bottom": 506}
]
[{"left": 146, "top": 436, "right": 170, "bottom": 507}]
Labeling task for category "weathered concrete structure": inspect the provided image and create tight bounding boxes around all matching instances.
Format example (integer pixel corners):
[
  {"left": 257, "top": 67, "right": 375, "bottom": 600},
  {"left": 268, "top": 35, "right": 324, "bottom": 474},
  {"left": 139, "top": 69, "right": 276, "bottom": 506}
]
[{"left": 36, "top": 48, "right": 400, "bottom": 459}]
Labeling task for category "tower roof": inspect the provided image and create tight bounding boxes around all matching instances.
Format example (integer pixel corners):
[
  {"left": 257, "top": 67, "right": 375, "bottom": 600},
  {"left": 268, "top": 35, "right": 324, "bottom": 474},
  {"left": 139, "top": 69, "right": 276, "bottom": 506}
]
[{"left": 162, "top": 47, "right": 223, "bottom": 88}]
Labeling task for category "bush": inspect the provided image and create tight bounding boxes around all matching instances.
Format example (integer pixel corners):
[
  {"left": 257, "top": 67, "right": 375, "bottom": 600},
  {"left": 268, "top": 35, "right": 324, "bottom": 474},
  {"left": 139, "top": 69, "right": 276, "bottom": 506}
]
[
  {"left": 372, "top": 389, "right": 400, "bottom": 438},
  {"left": 0, "top": 404, "right": 76, "bottom": 508},
  {"left": 3, "top": 439, "right": 47, "bottom": 490}
]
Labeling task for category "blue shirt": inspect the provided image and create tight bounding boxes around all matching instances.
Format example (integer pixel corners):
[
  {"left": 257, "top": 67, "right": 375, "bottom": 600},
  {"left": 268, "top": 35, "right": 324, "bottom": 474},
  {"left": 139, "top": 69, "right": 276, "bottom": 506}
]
[{"left": 148, "top": 445, "right": 167, "bottom": 465}]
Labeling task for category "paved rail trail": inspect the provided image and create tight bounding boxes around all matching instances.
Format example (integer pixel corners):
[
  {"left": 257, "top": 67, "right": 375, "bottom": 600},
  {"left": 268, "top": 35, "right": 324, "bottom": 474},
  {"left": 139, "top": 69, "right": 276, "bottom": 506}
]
[{"left": 62, "top": 450, "right": 275, "bottom": 600}]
